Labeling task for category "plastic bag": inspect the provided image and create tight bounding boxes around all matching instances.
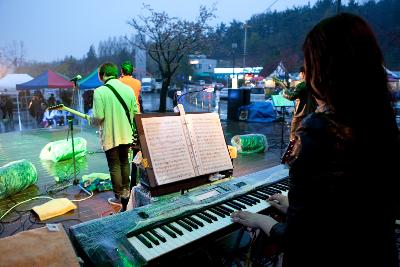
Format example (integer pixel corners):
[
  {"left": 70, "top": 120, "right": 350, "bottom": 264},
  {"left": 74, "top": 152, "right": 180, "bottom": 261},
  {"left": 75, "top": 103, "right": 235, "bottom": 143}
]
[
  {"left": 40, "top": 137, "right": 87, "bottom": 162},
  {"left": 231, "top": 134, "right": 268, "bottom": 154},
  {"left": 0, "top": 159, "right": 38, "bottom": 200}
]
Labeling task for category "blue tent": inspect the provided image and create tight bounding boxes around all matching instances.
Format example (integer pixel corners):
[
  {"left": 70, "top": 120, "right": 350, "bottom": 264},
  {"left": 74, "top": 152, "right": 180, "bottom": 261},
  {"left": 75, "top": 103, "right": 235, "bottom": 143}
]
[
  {"left": 238, "top": 102, "right": 276, "bottom": 123},
  {"left": 78, "top": 69, "right": 102, "bottom": 89}
]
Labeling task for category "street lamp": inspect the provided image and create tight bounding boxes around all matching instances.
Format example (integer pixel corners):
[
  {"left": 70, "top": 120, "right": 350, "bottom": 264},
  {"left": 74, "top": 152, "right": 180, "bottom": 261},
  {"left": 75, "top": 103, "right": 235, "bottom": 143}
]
[{"left": 243, "top": 24, "right": 251, "bottom": 68}]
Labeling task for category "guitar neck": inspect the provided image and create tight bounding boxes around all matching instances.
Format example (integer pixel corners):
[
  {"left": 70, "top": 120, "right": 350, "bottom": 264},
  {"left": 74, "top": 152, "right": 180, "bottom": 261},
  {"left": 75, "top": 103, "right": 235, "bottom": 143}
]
[{"left": 61, "top": 106, "right": 90, "bottom": 121}]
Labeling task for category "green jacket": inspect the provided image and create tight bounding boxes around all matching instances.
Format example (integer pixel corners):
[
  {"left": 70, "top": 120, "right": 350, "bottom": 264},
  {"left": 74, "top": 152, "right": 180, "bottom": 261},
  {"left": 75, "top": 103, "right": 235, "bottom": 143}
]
[{"left": 283, "top": 81, "right": 316, "bottom": 118}]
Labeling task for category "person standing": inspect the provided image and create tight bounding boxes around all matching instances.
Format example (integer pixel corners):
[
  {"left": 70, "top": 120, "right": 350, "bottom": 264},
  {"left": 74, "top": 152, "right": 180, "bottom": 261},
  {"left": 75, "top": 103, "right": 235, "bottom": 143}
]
[
  {"left": 231, "top": 13, "right": 399, "bottom": 267},
  {"left": 282, "top": 66, "right": 316, "bottom": 141},
  {"left": 92, "top": 62, "right": 138, "bottom": 212},
  {"left": 47, "top": 93, "right": 56, "bottom": 107},
  {"left": 119, "top": 60, "right": 142, "bottom": 190},
  {"left": 119, "top": 61, "right": 142, "bottom": 113}
]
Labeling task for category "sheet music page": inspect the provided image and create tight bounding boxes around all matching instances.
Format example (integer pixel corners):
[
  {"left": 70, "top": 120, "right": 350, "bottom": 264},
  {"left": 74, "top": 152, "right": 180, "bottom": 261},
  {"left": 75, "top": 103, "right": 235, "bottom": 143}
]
[
  {"left": 142, "top": 116, "right": 196, "bottom": 185},
  {"left": 185, "top": 113, "right": 233, "bottom": 175}
]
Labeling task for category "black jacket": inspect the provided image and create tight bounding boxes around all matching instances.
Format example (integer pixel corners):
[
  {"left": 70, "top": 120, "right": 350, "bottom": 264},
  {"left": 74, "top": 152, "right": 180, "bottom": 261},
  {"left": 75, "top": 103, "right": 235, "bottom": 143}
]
[{"left": 270, "top": 109, "right": 400, "bottom": 267}]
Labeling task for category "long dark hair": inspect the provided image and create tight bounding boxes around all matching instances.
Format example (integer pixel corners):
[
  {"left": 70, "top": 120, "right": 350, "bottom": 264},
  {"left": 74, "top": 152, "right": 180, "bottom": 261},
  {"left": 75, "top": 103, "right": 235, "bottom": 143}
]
[{"left": 303, "top": 13, "right": 397, "bottom": 140}]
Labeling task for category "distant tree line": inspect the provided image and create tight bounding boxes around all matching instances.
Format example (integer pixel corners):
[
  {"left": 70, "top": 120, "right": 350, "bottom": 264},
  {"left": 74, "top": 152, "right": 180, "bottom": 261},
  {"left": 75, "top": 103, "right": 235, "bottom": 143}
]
[{"left": 6, "top": 0, "right": 400, "bottom": 81}]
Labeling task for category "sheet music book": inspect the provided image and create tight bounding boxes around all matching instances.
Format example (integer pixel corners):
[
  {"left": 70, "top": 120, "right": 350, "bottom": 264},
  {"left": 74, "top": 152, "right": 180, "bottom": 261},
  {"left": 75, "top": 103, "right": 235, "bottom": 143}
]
[{"left": 136, "top": 113, "right": 233, "bottom": 193}]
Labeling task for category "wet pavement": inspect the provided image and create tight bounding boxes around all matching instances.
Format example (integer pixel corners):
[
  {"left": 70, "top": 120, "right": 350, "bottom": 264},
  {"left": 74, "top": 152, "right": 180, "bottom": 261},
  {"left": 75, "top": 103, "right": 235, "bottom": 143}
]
[{"left": 0, "top": 91, "right": 290, "bottom": 237}]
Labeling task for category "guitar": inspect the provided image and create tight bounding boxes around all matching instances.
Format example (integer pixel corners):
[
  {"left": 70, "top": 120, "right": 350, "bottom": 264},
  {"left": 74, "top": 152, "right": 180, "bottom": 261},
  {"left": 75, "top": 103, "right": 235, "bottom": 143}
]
[
  {"left": 47, "top": 104, "right": 140, "bottom": 149},
  {"left": 281, "top": 139, "right": 296, "bottom": 164},
  {"left": 47, "top": 104, "right": 91, "bottom": 123}
]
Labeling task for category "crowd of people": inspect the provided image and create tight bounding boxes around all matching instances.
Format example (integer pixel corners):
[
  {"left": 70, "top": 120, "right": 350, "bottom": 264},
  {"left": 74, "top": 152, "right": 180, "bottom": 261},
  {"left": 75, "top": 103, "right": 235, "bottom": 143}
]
[
  {"left": 27, "top": 92, "right": 66, "bottom": 128},
  {"left": 0, "top": 95, "right": 14, "bottom": 132}
]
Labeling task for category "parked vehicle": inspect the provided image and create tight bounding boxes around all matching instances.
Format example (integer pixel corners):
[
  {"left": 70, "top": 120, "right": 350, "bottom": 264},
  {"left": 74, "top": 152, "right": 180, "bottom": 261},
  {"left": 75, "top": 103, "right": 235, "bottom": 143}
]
[{"left": 141, "top": 77, "right": 155, "bottom": 93}]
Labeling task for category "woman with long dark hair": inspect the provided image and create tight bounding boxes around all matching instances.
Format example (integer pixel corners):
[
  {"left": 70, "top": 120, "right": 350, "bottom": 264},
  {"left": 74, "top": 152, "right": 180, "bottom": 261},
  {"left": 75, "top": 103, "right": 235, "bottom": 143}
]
[{"left": 231, "top": 13, "right": 399, "bottom": 266}]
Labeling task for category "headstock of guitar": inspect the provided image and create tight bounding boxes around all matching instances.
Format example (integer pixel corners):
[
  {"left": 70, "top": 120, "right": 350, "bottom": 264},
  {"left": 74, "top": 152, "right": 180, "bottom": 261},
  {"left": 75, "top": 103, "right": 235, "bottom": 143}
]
[{"left": 47, "top": 104, "right": 65, "bottom": 111}]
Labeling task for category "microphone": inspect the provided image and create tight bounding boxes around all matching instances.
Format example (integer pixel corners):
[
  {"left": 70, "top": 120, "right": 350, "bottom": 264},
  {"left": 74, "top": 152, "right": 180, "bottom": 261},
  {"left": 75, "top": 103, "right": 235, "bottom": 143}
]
[{"left": 70, "top": 74, "right": 82, "bottom": 82}]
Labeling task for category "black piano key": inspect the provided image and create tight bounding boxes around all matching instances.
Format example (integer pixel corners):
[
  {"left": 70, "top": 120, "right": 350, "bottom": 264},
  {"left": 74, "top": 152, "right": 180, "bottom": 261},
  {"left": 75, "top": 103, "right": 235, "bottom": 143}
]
[
  {"left": 150, "top": 229, "right": 166, "bottom": 243},
  {"left": 187, "top": 216, "right": 204, "bottom": 227},
  {"left": 276, "top": 183, "right": 288, "bottom": 189},
  {"left": 257, "top": 190, "right": 272, "bottom": 198},
  {"left": 276, "top": 184, "right": 289, "bottom": 190},
  {"left": 250, "top": 192, "right": 268, "bottom": 200},
  {"left": 182, "top": 218, "right": 199, "bottom": 229},
  {"left": 160, "top": 225, "right": 177, "bottom": 238},
  {"left": 261, "top": 188, "right": 280, "bottom": 195},
  {"left": 224, "top": 202, "right": 242, "bottom": 210},
  {"left": 195, "top": 213, "right": 213, "bottom": 223},
  {"left": 278, "top": 179, "right": 289, "bottom": 185},
  {"left": 166, "top": 224, "right": 183, "bottom": 236},
  {"left": 231, "top": 200, "right": 247, "bottom": 209},
  {"left": 137, "top": 234, "right": 153, "bottom": 248},
  {"left": 270, "top": 184, "right": 286, "bottom": 191},
  {"left": 244, "top": 195, "right": 261, "bottom": 203},
  {"left": 218, "top": 205, "right": 234, "bottom": 214},
  {"left": 240, "top": 196, "right": 258, "bottom": 204},
  {"left": 208, "top": 207, "right": 226, "bottom": 218},
  {"left": 202, "top": 211, "right": 218, "bottom": 221},
  {"left": 143, "top": 232, "right": 160, "bottom": 245},
  {"left": 176, "top": 220, "right": 193, "bottom": 232},
  {"left": 235, "top": 197, "right": 253, "bottom": 206}
]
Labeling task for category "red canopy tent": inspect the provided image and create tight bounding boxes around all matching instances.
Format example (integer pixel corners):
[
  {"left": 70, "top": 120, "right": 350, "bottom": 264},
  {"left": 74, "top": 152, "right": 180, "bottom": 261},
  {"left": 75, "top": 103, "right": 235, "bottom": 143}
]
[
  {"left": 16, "top": 70, "right": 73, "bottom": 90},
  {"left": 15, "top": 70, "right": 75, "bottom": 129}
]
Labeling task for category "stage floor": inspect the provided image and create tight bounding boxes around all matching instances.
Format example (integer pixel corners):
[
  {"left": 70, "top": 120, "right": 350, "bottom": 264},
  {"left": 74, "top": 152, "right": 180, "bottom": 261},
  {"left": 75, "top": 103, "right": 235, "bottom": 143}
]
[{"left": 0, "top": 119, "right": 288, "bottom": 238}]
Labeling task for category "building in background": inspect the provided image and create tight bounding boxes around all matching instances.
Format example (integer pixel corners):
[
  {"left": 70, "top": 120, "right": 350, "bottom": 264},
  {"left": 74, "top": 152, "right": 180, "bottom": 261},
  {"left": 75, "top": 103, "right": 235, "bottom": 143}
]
[
  {"left": 135, "top": 34, "right": 147, "bottom": 81},
  {"left": 189, "top": 55, "right": 217, "bottom": 76}
]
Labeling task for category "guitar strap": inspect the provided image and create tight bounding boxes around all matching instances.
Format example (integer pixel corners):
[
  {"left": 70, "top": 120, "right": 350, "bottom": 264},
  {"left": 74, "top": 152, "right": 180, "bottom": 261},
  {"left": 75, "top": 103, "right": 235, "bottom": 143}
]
[{"left": 104, "top": 83, "right": 135, "bottom": 139}]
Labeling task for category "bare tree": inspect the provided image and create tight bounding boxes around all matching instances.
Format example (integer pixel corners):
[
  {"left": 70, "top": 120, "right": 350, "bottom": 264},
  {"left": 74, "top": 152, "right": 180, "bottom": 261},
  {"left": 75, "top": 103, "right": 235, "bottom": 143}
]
[
  {"left": 2, "top": 41, "right": 26, "bottom": 70},
  {"left": 128, "top": 4, "right": 215, "bottom": 112}
]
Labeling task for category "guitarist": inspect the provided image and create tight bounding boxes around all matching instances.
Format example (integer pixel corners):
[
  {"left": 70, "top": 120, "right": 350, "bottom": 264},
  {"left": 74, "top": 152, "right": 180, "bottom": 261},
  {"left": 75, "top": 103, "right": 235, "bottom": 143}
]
[
  {"left": 92, "top": 62, "right": 138, "bottom": 212},
  {"left": 282, "top": 66, "right": 316, "bottom": 141}
]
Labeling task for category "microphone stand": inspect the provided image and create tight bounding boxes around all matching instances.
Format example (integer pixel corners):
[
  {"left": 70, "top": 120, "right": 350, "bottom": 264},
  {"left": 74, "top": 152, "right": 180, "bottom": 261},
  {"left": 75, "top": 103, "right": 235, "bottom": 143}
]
[
  {"left": 63, "top": 78, "right": 91, "bottom": 196},
  {"left": 67, "top": 114, "right": 78, "bottom": 185}
]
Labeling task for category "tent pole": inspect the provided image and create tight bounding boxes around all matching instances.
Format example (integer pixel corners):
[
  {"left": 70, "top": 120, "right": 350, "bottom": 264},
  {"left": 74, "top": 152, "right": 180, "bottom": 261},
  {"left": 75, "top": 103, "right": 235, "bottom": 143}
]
[{"left": 16, "top": 95, "right": 22, "bottom": 131}]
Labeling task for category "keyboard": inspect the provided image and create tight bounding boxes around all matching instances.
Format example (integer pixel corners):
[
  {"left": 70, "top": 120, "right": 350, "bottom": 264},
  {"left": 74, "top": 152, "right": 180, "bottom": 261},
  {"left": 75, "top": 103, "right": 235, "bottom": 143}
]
[{"left": 70, "top": 164, "right": 289, "bottom": 266}]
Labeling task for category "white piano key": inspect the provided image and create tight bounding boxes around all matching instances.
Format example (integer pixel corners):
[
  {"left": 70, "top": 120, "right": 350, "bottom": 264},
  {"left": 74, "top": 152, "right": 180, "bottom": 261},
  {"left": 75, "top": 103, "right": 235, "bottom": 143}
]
[{"left": 128, "top": 236, "right": 156, "bottom": 262}]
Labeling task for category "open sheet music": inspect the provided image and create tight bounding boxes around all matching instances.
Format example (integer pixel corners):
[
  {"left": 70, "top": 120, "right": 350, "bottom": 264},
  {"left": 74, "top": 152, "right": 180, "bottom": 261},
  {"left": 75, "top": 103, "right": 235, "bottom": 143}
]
[{"left": 140, "top": 113, "right": 233, "bottom": 186}]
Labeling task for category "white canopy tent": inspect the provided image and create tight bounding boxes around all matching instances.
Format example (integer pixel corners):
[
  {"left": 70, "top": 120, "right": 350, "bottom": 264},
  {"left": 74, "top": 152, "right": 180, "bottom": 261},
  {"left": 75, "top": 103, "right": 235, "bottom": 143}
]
[{"left": 0, "top": 74, "right": 33, "bottom": 131}]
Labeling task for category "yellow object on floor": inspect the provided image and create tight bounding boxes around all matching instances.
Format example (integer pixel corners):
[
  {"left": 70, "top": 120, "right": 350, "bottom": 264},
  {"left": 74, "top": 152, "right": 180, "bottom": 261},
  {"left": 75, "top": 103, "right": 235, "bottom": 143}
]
[
  {"left": 228, "top": 145, "right": 238, "bottom": 159},
  {"left": 32, "top": 198, "right": 77, "bottom": 221}
]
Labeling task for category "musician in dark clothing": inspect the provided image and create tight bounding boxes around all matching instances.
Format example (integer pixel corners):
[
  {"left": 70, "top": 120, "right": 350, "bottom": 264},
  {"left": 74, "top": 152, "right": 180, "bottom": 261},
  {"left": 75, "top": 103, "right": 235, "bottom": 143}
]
[
  {"left": 283, "top": 66, "right": 316, "bottom": 140},
  {"left": 231, "top": 13, "right": 400, "bottom": 267}
]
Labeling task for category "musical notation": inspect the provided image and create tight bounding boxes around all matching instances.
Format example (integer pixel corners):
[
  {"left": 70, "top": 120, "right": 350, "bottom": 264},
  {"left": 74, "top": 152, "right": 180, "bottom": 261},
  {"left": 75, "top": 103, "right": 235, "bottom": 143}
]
[
  {"left": 142, "top": 117, "right": 196, "bottom": 185},
  {"left": 186, "top": 114, "right": 233, "bottom": 175},
  {"left": 140, "top": 113, "right": 232, "bottom": 186}
]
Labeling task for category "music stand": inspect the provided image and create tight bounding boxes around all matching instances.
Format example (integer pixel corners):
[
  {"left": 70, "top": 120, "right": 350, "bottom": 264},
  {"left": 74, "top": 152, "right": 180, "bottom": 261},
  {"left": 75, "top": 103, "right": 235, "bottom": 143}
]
[{"left": 270, "top": 94, "right": 294, "bottom": 150}]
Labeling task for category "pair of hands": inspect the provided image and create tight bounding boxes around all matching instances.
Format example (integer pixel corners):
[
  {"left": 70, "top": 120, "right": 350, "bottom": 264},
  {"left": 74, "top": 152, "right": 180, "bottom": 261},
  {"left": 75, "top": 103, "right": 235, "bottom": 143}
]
[{"left": 230, "top": 194, "right": 288, "bottom": 236}]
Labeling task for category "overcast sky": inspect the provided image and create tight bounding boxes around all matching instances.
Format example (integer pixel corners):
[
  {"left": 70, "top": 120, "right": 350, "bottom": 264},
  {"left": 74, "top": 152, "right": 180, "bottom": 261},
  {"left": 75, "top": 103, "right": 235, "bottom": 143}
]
[{"left": 0, "top": 0, "right": 347, "bottom": 62}]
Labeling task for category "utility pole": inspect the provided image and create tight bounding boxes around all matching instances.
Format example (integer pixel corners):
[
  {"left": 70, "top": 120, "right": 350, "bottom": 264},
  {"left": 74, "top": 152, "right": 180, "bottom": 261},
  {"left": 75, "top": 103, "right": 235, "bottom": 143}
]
[
  {"left": 336, "top": 0, "right": 341, "bottom": 13},
  {"left": 232, "top": 43, "right": 237, "bottom": 77},
  {"left": 232, "top": 43, "right": 237, "bottom": 88},
  {"left": 243, "top": 24, "right": 251, "bottom": 68}
]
